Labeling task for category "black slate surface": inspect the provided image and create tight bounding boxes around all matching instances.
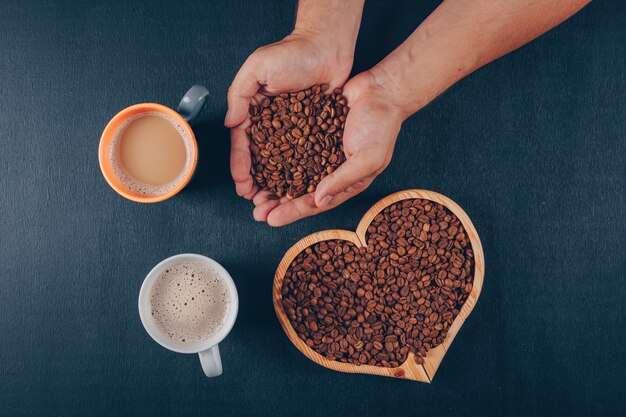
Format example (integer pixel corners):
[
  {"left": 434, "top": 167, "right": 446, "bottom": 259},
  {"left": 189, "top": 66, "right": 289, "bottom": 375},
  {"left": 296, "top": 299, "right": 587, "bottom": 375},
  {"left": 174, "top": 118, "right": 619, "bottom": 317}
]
[{"left": 1, "top": 1, "right": 625, "bottom": 416}]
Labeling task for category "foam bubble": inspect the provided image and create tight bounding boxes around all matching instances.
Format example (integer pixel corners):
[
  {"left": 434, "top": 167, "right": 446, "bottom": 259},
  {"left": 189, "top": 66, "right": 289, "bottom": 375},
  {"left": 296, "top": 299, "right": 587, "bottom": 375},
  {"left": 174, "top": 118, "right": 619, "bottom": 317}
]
[
  {"left": 149, "top": 261, "right": 231, "bottom": 344},
  {"left": 109, "top": 112, "right": 193, "bottom": 196}
]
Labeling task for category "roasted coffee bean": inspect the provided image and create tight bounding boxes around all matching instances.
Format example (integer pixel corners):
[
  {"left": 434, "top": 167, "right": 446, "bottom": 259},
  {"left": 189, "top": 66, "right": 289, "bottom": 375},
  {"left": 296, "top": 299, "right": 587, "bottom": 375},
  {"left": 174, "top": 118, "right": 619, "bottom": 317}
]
[
  {"left": 281, "top": 199, "right": 474, "bottom": 368},
  {"left": 247, "top": 85, "right": 348, "bottom": 199}
]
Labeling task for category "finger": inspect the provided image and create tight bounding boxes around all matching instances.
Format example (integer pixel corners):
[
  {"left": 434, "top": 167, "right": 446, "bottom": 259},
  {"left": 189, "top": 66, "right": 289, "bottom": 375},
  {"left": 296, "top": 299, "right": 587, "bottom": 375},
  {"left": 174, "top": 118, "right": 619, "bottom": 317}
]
[
  {"left": 266, "top": 179, "right": 373, "bottom": 227},
  {"left": 242, "top": 184, "right": 259, "bottom": 200},
  {"left": 314, "top": 155, "right": 380, "bottom": 207},
  {"left": 341, "top": 71, "right": 372, "bottom": 103},
  {"left": 266, "top": 194, "right": 317, "bottom": 227},
  {"left": 315, "top": 176, "right": 374, "bottom": 210},
  {"left": 230, "top": 122, "right": 255, "bottom": 198},
  {"left": 252, "top": 190, "right": 275, "bottom": 206},
  {"left": 253, "top": 198, "right": 281, "bottom": 222},
  {"left": 251, "top": 92, "right": 269, "bottom": 105},
  {"left": 225, "top": 56, "right": 263, "bottom": 127}
]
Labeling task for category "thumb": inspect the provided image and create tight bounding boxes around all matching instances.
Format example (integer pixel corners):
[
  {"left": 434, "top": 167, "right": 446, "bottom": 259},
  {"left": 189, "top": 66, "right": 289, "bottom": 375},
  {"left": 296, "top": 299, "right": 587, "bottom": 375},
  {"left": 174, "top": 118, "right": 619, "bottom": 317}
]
[
  {"left": 314, "top": 155, "right": 379, "bottom": 207},
  {"left": 225, "top": 56, "right": 262, "bottom": 127}
]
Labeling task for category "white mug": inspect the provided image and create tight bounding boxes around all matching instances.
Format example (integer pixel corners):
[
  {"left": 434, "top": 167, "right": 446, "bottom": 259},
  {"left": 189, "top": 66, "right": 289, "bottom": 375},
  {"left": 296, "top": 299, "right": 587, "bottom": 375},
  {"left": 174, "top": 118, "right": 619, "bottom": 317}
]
[{"left": 138, "top": 254, "right": 239, "bottom": 377}]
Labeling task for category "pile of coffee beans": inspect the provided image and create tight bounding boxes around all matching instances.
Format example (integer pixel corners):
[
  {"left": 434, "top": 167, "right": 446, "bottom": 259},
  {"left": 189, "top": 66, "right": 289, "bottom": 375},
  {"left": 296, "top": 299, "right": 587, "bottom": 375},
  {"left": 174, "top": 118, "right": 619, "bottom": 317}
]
[
  {"left": 246, "top": 85, "right": 348, "bottom": 199},
  {"left": 281, "top": 198, "right": 474, "bottom": 367}
]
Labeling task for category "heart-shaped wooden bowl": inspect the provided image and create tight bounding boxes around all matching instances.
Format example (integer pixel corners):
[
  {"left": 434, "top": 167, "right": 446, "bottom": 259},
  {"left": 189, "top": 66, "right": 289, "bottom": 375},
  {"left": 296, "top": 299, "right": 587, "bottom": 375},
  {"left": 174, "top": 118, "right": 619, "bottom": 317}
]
[{"left": 273, "top": 189, "right": 484, "bottom": 382}]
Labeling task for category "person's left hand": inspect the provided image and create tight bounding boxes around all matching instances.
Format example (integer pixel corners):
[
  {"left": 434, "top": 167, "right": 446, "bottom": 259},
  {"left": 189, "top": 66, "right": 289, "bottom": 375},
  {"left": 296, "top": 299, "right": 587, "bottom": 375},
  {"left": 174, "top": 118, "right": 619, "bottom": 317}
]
[{"left": 252, "top": 71, "right": 405, "bottom": 226}]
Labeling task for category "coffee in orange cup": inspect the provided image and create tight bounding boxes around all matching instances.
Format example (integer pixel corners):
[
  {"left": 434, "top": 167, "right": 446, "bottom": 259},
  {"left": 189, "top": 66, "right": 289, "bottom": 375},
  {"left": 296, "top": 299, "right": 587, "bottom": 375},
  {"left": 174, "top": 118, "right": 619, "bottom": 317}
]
[{"left": 99, "top": 85, "right": 209, "bottom": 203}]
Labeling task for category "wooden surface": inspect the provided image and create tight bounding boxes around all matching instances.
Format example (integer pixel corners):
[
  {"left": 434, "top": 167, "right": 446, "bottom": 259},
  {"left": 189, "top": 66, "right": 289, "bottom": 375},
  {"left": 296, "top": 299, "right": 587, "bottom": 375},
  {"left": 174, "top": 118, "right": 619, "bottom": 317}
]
[
  {"left": 1, "top": 1, "right": 625, "bottom": 416},
  {"left": 273, "top": 190, "right": 484, "bottom": 382}
]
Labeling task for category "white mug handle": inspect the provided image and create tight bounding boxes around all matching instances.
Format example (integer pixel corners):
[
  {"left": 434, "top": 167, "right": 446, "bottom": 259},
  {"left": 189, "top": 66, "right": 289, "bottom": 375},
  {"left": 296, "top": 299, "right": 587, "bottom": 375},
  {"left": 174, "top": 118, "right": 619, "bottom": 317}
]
[{"left": 198, "top": 345, "right": 222, "bottom": 377}]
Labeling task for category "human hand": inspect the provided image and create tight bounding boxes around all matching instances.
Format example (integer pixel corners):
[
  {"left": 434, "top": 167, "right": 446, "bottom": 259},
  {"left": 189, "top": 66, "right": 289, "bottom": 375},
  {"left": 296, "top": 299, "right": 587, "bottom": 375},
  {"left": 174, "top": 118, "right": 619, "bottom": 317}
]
[
  {"left": 225, "top": 31, "right": 354, "bottom": 199},
  {"left": 252, "top": 71, "right": 404, "bottom": 226}
]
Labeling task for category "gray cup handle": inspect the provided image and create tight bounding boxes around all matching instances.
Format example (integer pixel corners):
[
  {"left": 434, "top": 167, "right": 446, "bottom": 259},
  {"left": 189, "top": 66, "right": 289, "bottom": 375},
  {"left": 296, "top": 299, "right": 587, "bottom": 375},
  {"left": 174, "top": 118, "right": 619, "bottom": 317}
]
[{"left": 177, "top": 85, "right": 209, "bottom": 126}]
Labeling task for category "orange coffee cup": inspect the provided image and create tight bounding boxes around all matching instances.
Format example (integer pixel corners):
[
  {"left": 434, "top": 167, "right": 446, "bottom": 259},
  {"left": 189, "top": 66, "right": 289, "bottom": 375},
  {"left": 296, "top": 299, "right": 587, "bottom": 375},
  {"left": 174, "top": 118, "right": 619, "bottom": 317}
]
[{"left": 99, "top": 85, "right": 209, "bottom": 203}]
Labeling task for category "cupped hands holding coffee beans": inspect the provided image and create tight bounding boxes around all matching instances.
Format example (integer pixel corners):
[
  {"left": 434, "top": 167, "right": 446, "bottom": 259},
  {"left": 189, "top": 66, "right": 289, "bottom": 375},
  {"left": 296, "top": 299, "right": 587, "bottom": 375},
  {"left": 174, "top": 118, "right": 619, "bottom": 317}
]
[
  {"left": 243, "top": 78, "right": 402, "bottom": 212},
  {"left": 225, "top": 0, "right": 402, "bottom": 227},
  {"left": 225, "top": 0, "right": 590, "bottom": 226}
]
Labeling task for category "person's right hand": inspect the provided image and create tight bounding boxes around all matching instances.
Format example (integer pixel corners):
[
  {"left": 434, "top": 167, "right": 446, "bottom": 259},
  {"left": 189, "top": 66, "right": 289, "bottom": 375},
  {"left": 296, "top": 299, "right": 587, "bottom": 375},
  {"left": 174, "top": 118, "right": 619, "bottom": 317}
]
[
  {"left": 225, "top": 31, "right": 354, "bottom": 200},
  {"left": 250, "top": 70, "right": 404, "bottom": 227}
]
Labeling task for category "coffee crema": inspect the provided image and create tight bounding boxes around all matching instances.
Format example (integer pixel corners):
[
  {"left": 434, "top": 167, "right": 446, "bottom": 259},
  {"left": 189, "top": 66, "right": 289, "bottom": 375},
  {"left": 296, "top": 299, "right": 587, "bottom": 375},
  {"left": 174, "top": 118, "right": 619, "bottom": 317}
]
[
  {"left": 149, "top": 261, "right": 231, "bottom": 344},
  {"left": 109, "top": 112, "right": 193, "bottom": 196}
]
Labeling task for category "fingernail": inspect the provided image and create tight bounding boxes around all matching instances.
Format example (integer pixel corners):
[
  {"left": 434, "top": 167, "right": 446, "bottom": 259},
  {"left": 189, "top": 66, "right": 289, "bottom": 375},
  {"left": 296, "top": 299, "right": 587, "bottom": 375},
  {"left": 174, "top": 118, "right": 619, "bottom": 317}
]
[
  {"left": 319, "top": 195, "right": 333, "bottom": 207},
  {"left": 224, "top": 109, "right": 231, "bottom": 125}
]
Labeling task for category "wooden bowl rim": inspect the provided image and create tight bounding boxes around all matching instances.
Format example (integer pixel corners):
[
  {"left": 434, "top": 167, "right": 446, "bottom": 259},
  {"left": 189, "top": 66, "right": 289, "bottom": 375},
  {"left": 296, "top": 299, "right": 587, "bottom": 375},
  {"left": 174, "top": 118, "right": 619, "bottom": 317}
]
[{"left": 273, "top": 189, "right": 485, "bottom": 382}]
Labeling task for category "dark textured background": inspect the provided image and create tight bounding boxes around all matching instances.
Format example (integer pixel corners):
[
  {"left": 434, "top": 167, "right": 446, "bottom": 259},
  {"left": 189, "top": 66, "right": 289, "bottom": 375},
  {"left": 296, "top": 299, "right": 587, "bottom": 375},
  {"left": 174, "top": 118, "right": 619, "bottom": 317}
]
[{"left": 1, "top": 0, "right": 625, "bottom": 416}]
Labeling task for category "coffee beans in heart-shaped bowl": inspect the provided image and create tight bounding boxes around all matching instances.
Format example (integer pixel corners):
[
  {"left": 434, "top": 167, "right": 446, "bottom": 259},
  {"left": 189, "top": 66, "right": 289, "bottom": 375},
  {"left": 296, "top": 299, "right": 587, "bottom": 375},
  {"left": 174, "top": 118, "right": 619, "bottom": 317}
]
[{"left": 273, "top": 190, "right": 484, "bottom": 382}]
